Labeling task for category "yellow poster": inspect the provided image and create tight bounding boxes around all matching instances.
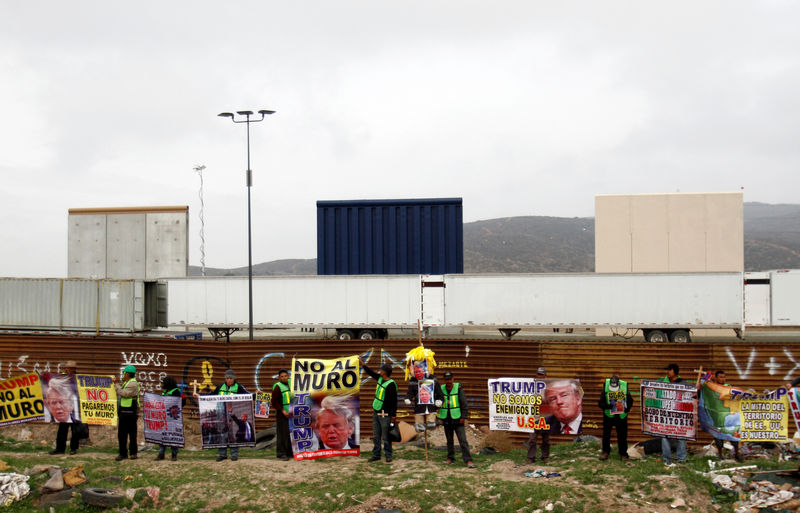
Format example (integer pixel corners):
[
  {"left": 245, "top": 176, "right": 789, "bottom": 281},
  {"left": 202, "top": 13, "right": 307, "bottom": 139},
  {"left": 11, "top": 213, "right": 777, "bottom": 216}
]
[
  {"left": 0, "top": 373, "right": 45, "bottom": 426},
  {"left": 738, "top": 397, "right": 788, "bottom": 442},
  {"left": 77, "top": 374, "right": 118, "bottom": 426}
]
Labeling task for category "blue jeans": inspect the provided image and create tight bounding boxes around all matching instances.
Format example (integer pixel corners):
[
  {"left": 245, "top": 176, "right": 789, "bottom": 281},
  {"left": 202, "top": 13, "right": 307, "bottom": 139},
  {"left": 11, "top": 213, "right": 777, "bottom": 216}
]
[
  {"left": 218, "top": 446, "right": 239, "bottom": 459},
  {"left": 158, "top": 444, "right": 178, "bottom": 457},
  {"left": 662, "top": 437, "right": 686, "bottom": 463},
  {"left": 372, "top": 412, "right": 392, "bottom": 459}
]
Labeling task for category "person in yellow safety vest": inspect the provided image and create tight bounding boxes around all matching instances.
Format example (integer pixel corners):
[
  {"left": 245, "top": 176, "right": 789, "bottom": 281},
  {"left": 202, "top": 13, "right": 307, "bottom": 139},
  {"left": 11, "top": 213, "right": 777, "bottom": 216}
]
[
  {"left": 272, "top": 369, "right": 293, "bottom": 461},
  {"left": 598, "top": 375, "right": 633, "bottom": 462},
  {"left": 113, "top": 365, "right": 141, "bottom": 461},
  {"left": 439, "top": 371, "right": 475, "bottom": 469},
  {"left": 359, "top": 358, "right": 397, "bottom": 463},
  {"left": 212, "top": 368, "right": 249, "bottom": 462}
]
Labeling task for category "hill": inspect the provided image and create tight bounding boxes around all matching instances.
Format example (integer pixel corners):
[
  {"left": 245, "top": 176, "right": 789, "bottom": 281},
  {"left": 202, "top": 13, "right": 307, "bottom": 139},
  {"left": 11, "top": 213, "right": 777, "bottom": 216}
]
[{"left": 190, "top": 202, "right": 800, "bottom": 275}]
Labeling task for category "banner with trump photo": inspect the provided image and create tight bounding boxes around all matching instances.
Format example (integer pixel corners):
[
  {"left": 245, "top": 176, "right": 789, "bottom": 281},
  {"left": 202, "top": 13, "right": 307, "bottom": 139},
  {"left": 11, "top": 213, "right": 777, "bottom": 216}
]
[
  {"left": 290, "top": 355, "right": 361, "bottom": 460},
  {"left": 488, "top": 377, "right": 584, "bottom": 435},
  {"left": 76, "top": 374, "right": 118, "bottom": 426},
  {"left": 198, "top": 394, "right": 256, "bottom": 449},
  {"left": 0, "top": 373, "right": 44, "bottom": 427},
  {"left": 143, "top": 392, "right": 185, "bottom": 447},
  {"left": 41, "top": 373, "right": 81, "bottom": 424}
]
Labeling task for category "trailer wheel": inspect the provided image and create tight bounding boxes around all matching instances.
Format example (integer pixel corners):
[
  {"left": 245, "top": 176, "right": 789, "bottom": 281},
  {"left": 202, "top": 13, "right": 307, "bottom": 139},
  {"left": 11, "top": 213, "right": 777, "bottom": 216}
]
[
  {"left": 645, "top": 330, "right": 668, "bottom": 343},
  {"left": 669, "top": 330, "right": 691, "bottom": 343},
  {"left": 337, "top": 329, "right": 355, "bottom": 340},
  {"left": 358, "top": 329, "right": 377, "bottom": 340}
]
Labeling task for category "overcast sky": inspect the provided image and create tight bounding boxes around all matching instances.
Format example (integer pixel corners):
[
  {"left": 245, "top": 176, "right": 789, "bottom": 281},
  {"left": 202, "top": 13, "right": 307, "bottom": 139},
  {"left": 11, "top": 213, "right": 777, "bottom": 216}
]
[{"left": 2, "top": 2, "right": 798, "bottom": 277}]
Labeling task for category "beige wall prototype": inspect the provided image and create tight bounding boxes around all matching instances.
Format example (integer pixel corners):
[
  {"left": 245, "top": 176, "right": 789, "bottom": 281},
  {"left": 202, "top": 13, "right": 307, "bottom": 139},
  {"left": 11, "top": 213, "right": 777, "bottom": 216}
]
[{"left": 595, "top": 192, "right": 743, "bottom": 273}]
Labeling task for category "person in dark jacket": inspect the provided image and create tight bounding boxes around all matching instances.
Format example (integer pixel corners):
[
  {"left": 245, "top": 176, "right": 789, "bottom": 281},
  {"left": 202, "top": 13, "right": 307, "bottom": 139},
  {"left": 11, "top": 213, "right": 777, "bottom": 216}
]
[
  {"left": 271, "top": 369, "right": 293, "bottom": 460},
  {"left": 598, "top": 375, "right": 634, "bottom": 461},
  {"left": 360, "top": 358, "right": 397, "bottom": 462},
  {"left": 194, "top": 368, "right": 250, "bottom": 462},
  {"left": 49, "top": 360, "right": 83, "bottom": 456},
  {"left": 439, "top": 371, "right": 474, "bottom": 468},
  {"left": 155, "top": 375, "right": 184, "bottom": 461},
  {"left": 113, "top": 365, "right": 140, "bottom": 461}
]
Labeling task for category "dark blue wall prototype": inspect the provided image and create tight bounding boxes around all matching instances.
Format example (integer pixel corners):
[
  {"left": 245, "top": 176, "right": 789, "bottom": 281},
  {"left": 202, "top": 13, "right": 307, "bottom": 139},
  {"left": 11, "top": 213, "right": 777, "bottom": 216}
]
[{"left": 316, "top": 198, "right": 463, "bottom": 275}]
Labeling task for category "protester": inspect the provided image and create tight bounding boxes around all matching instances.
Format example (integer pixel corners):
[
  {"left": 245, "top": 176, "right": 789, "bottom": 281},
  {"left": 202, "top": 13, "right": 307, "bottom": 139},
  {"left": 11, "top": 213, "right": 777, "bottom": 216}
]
[
  {"left": 706, "top": 370, "right": 743, "bottom": 462},
  {"left": 405, "top": 362, "right": 443, "bottom": 433},
  {"left": 155, "top": 375, "right": 183, "bottom": 461},
  {"left": 271, "top": 369, "right": 293, "bottom": 461},
  {"left": 48, "top": 361, "right": 82, "bottom": 455},
  {"left": 314, "top": 395, "right": 358, "bottom": 449},
  {"left": 196, "top": 368, "right": 250, "bottom": 462},
  {"left": 598, "top": 375, "right": 633, "bottom": 461},
  {"left": 545, "top": 379, "right": 584, "bottom": 434},
  {"left": 440, "top": 370, "right": 475, "bottom": 468},
  {"left": 659, "top": 363, "right": 686, "bottom": 466},
  {"left": 360, "top": 358, "right": 397, "bottom": 463},
  {"left": 113, "top": 365, "right": 141, "bottom": 461},
  {"left": 527, "top": 367, "right": 549, "bottom": 464}
]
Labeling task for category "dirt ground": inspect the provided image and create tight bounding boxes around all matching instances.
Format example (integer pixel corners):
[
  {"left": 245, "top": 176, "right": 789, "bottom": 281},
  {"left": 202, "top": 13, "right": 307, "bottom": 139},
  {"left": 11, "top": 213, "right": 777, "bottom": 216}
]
[{"left": 7, "top": 422, "right": 715, "bottom": 513}]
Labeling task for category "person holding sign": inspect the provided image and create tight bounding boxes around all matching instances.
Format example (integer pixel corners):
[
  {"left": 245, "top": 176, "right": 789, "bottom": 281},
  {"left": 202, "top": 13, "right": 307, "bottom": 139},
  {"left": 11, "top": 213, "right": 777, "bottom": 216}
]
[
  {"left": 440, "top": 371, "right": 475, "bottom": 468},
  {"left": 271, "top": 369, "right": 293, "bottom": 461},
  {"left": 526, "top": 367, "right": 550, "bottom": 464},
  {"left": 360, "top": 359, "right": 397, "bottom": 463},
  {"left": 155, "top": 375, "right": 183, "bottom": 461},
  {"left": 705, "top": 370, "right": 743, "bottom": 462},
  {"left": 598, "top": 375, "right": 633, "bottom": 461},
  {"left": 659, "top": 363, "right": 686, "bottom": 467},
  {"left": 113, "top": 365, "right": 141, "bottom": 461},
  {"left": 202, "top": 368, "right": 250, "bottom": 462},
  {"left": 48, "top": 361, "right": 83, "bottom": 456}
]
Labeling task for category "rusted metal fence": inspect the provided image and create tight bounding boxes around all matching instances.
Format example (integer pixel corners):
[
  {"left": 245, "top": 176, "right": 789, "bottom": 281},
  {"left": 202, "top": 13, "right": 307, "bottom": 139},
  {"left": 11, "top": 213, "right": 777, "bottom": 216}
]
[{"left": 2, "top": 334, "right": 798, "bottom": 446}]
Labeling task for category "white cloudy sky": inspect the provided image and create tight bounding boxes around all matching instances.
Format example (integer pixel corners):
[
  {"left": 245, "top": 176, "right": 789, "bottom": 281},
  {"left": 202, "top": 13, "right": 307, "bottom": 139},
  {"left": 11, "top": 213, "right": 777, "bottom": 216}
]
[{"left": 2, "top": 1, "right": 798, "bottom": 277}]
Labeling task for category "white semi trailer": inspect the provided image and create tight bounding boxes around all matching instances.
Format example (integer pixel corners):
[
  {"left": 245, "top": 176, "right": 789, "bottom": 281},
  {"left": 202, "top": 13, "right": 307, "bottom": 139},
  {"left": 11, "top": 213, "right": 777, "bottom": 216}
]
[{"left": 165, "top": 271, "right": 800, "bottom": 342}]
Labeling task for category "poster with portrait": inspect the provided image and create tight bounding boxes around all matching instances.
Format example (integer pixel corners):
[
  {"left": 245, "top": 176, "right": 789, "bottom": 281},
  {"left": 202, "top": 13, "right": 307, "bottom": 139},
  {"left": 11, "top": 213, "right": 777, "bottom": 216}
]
[
  {"left": 143, "top": 392, "right": 185, "bottom": 447},
  {"left": 0, "top": 373, "right": 44, "bottom": 427},
  {"left": 488, "top": 377, "right": 584, "bottom": 434},
  {"left": 41, "top": 373, "right": 81, "bottom": 424},
  {"left": 290, "top": 355, "right": 361, "bottom": 460},
  {"left": 76, "top": 374, "right": 118, "bottom": 426},
  {"left": 641, "top": 380, "right": 698, "bottom": 440},
  {"left": 255, "top": 391, "right": 271, "bottom": 419},
  {"left": 198, "top": 393, "right": 255, "bottom": 449},
  {"left": 418, "top": 379, "right": 435, "bottom": 405}
]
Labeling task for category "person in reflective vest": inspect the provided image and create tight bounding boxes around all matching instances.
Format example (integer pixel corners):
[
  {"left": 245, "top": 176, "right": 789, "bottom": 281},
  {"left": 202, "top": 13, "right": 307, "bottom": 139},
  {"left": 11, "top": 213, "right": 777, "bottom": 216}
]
[
  {"left": 155, "top": 375, "right": 184, "bottom": 461},
  {"left": 113, "top": 365, "right": 141, "bottom": 461},
  {"left": 439, "top": 371, "right": 474, "bottom": 468},
  {"left": 360, "top": 358, "right": 397, "bottom": 463},
  {"left": 598, "top": 375, "right": 633, "bottom": 461},
  {"left": 212, "top": 368, "right": 249, "bottom": 462},
  {"left": 271, "top": 369, "right": 293, "bottom": 461}
]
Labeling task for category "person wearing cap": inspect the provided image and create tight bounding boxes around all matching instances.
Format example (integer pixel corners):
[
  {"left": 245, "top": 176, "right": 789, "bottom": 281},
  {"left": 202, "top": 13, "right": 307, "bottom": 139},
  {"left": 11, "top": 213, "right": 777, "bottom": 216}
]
[
  {"left": 49, "top": 360, "right": 83, "bottom": 456},
  {"left": 210, "top": 368, "right": 249, "bottom": 462},
  {"left": 155, "top": 375, "right": 184, "bottom": 461},
  {"left": 359, "top": 358, "right": 397, "bottom": 463},
  {"left": 526, "top": 367, "right": 550, "bottom": 464},
  {"left": 271, "top": 369, "right": 293, "bottom": 461},
  {"left": 659, "top": 363, "right": 686, "bottom": 466},
  {"left": 440, "top": 370, "right": 474, "bottom": 468},
  {"left": 113, "top": 364, "right": 141, "bottom": 461},
  {"left": 598, "top": 375, "right": 633, "bottom": 461}
]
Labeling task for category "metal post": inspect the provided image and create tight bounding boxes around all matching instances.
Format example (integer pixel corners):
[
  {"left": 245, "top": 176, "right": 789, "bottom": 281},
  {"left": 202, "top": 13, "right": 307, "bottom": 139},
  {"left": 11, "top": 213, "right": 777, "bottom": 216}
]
[{"left": 218, "top": 109, "right": 276, "bottom": 341}]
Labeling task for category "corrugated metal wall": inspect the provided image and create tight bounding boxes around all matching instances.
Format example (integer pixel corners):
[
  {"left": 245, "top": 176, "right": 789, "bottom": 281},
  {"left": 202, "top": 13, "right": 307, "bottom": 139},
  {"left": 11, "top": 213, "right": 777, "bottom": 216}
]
[
  {"left": 316, "top": 198, "right": 464, "bottom": 275},
  {"left": 3, "top": 334, "right": 798, "bottom": 446}
]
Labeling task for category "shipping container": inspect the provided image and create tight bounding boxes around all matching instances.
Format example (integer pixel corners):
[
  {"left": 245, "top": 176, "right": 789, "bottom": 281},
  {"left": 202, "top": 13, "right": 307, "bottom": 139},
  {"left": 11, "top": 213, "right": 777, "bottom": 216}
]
[
  {"left": 316, "top": 198, "right": 463, "bottom": 275},
  {"left": 0, "top": 278, "right": 166, "bottom": 332}
]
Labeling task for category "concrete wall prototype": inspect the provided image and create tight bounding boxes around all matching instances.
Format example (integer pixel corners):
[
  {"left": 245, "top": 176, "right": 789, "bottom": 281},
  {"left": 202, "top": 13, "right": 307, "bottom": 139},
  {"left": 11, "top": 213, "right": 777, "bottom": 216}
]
[
  {"left": 595, "top": 192, "right": 744, "bottom": 273},
  {"left": 68, "top": 206, "right": 189, "bottom": 280}
]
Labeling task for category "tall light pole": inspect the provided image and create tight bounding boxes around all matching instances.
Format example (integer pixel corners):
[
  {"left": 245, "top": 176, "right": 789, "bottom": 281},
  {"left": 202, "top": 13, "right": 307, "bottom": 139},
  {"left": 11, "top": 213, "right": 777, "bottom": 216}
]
[
  {"left": 193, "top": 164, "right": 207, "bottom": 277},
  {"left": 218, "top": 109, "right": 275, "bottom": 341}
]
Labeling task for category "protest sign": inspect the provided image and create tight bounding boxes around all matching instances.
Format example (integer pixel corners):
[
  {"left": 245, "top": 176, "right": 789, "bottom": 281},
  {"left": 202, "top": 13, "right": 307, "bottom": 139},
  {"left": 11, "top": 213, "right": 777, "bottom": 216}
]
[
  {"left": 641, "top": 380, "right": 697, "bottom": 440},
  {"left": 41, "top": 373, "right": 81, "bottom": 424},
  {"left": 488, "top": 378, "right": 584, "bottom": 434},
  {"left": 739, "top": 397, "right": 789, "bottom": 442},
  {"left": 0, "top": 373, "right": 44, "bottom": 426},
  {"left": 143, "top": 392, "right": 184, "bottom": 447},
  {"left": 290, "top": 355, "right": 360, "bottom": 460},
  {"left": 198, "top": 393, "right": 255, "bottom": 449},
  {"left": 418, "top": 379, "right": 435, "bottom": 405},
  {"left": 788, "top": 387, "right": 800, "bottom": 433},
  {"left": 76, "top": 374, "right": 117, "bottom": 426},
  {"left": 255, "top": 391, "right": 271, "bottom": 419}
]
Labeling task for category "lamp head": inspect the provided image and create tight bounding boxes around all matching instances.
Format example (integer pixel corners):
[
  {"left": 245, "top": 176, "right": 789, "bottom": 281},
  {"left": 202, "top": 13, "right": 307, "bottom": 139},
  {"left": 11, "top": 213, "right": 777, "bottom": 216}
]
[
  {"left": 218, "top": 112, "right": 234, "bottom": 118},
  {"left": 258, "top": 109, "right": 275, "bottom": 115},
  {"left": 236, "top": 110, "right": 254, "bottom": 116}
]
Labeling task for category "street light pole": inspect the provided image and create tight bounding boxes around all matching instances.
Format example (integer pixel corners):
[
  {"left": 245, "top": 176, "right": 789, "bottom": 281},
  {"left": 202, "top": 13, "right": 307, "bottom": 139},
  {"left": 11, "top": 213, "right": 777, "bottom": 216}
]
[{"left": 218, "top": 109, "right": 275, "bottom": 341}]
